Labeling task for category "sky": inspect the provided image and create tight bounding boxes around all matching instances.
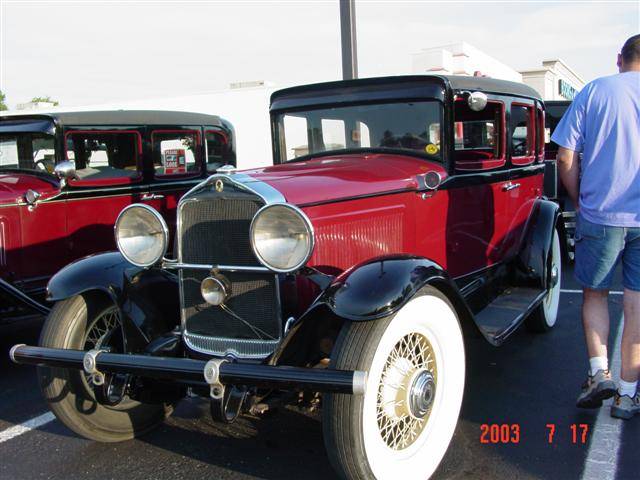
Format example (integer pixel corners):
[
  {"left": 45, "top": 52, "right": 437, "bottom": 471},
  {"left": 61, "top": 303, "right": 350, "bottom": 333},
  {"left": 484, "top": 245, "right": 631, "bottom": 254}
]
[{"left": 0, "top": 0, "right": 638, "bottom": 109}]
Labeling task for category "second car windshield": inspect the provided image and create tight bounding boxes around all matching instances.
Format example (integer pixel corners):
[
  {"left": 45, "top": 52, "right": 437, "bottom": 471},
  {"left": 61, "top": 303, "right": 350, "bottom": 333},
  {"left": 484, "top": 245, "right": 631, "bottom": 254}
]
[
  {"left": 275, "top": 101, "right": 442, "bottom": 162},
  {"left": 0, "top": 133, "right": 56, "bottom": 173}
]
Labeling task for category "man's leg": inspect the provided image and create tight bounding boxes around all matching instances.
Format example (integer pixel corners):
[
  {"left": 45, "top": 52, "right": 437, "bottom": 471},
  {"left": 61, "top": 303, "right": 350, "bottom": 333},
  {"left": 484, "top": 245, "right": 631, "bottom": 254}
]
[
  {"left": 611, "top": 228, "right": 640, "bottom": 419},
  {"left": 574, "top": 217, "right": 621, "bottom": 408},
  {"left": 582, "top": 288, "right": 610, "bottom": 363},
  {"left": 620, "top": 289, "right": 640, "bottom": 384}
]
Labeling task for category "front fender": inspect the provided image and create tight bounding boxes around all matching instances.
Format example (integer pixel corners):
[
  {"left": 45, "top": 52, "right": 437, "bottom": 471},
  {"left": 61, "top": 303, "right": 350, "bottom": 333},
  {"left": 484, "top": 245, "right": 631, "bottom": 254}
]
[
  {"left": 47, "top": 252, "right": 180, "bottom": 349},
  {"left": 517, "top": 199, "right": 562, "bottom": 289},
  {"left": 317, "top": 256, "right": 456, "bottom": 321},
  {"left": 270, "top": 255, "right": 477, "bottom": 366}
]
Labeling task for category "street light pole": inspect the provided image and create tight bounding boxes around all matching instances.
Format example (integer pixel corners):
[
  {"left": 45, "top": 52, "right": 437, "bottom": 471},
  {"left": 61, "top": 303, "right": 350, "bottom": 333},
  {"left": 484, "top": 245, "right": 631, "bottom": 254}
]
[{"left": 339, "top": 0, "right": 358, "bottom": 80}]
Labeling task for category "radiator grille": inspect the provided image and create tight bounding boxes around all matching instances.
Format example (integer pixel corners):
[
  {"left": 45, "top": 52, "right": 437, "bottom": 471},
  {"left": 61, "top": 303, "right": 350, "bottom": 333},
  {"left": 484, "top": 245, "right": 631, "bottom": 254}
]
[
  {"left": 178, "top": 185, "right": 281, "bottom": 358},
  {"left": 179, "top": 190, "right": 263, "bottom": 266}
]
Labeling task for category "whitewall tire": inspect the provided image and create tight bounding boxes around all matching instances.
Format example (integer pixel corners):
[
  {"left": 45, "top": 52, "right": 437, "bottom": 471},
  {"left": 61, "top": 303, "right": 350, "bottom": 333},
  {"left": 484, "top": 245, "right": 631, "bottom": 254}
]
[
  {"left": 526, "top": 227, "right": 562, "bottom": 333},
  {"left": 323, "top": 286, "right": 465, "bottom": 480}
]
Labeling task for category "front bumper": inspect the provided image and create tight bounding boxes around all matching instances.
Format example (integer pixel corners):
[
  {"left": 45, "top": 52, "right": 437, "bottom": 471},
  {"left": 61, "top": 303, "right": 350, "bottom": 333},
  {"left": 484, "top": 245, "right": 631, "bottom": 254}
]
[{"left": 10, "top": 344, "right": 367, "bottom": 396}]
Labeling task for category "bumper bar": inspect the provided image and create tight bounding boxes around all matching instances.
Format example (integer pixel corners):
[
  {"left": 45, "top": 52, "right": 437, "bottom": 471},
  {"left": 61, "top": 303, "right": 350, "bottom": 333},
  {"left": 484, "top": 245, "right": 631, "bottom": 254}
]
[{"left": 10, "top": 344, "right": 367, "bottom": 395}]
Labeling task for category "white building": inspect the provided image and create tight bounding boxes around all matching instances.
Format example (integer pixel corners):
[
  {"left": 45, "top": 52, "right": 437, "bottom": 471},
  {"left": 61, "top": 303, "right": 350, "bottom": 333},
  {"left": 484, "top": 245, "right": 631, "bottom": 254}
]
[
  {"left": 519, "top": 59, "right": 584, "bottom": 101},
  {"left": 412, "top": 42, "right": 585, "bottom": 101},
  {"left": 412, "top": 42, "right": 523, "bottom": 83}
]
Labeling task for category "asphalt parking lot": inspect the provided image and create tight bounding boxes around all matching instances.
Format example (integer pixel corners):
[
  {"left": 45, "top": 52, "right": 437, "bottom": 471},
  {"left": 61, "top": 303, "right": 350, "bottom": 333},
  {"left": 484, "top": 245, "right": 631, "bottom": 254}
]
[{"left": 0, "top": 262, "right": 637, "bottom": 480}]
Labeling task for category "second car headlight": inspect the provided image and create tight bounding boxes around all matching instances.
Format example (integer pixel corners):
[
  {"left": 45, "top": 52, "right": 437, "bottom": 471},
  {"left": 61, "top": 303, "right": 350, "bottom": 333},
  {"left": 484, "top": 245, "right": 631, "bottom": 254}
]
[
  {"left": 115, "top": 204, "right": 168, "bottom": 267},
  {"left": 250, "top": 203, "right": 314, "bottom": 273}
]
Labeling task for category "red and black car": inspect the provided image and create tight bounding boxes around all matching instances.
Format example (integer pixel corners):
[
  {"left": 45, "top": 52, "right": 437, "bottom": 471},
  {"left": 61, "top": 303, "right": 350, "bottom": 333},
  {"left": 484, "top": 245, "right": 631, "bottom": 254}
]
[
  {"left": 0, "top": 110, "right": 234, "bottom": 324},
  {"left": 12, "top": 76, "right": 562, "bottom": 480}
]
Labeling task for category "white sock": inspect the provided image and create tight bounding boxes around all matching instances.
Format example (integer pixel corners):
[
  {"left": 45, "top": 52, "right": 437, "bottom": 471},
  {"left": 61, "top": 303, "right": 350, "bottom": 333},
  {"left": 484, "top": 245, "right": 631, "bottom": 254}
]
[
  {"left": 619, "top": 380, "right": 638, "bottom": 398},
  {"left": 589, "top": 356, "right": 608, "bottom": 376}
]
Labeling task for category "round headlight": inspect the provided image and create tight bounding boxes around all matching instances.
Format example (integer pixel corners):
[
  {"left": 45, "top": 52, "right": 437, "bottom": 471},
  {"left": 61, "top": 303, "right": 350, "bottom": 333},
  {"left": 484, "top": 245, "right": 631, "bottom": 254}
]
[
  {"left": 115, "top": 204, "right": 168, "bottom": 267},
  {"left": 250, "top": 204, "right": 314, "bottom": 273}
]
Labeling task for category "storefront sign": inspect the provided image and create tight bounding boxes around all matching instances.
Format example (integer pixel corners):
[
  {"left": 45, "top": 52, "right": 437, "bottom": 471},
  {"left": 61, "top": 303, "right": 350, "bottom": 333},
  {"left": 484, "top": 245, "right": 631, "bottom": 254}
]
[{"left": 558, "top": 79, "right": 577, "bottom": 100}]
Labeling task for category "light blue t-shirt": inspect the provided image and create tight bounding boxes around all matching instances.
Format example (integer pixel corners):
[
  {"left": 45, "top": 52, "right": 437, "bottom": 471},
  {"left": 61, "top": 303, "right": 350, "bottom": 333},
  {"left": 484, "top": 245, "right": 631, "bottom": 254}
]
[{"left": 551, "top": 71, "right": 640, "bottom": 227}]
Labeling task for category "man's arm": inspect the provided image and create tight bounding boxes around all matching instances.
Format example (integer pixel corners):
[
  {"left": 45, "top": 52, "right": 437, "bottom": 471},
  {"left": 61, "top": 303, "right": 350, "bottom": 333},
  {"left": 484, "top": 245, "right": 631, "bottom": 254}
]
[{"left": 557, "top": 147, "right": 580, "bottom": 209}]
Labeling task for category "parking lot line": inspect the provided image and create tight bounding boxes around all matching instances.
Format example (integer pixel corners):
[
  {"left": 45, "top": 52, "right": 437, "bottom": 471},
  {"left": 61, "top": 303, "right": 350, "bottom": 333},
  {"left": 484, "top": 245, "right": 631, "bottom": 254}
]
[
  {"left": 561, "top": 289, "right": 624, "bottom": 295},
  {"left": 0, "top": 411, "right": 55, "bottom": 444},
  {"left": 580, "top": 314, "right": 624, "bottom": 480}
]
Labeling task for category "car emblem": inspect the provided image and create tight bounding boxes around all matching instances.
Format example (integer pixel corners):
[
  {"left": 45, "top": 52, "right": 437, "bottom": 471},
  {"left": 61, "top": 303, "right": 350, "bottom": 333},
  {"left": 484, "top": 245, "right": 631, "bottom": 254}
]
[{"left": 215, "top": 180, "right": 224, "bottom": 192}]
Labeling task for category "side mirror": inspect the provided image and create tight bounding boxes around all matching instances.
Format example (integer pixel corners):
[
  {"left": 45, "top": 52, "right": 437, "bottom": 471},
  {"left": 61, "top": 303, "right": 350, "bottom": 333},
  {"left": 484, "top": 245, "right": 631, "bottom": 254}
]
[
  {"left": 467, "top": 91, "right": 488, "bottom": 111},
  {"left": 54, "top": 160, "right": 78, "bottom": 182}
]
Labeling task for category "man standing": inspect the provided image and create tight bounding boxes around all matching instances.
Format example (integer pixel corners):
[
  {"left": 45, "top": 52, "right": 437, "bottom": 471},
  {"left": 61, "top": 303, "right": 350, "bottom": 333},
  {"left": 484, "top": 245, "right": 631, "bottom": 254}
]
[{"left": 553, "top": 34, "right": 640, "bottom": 419}]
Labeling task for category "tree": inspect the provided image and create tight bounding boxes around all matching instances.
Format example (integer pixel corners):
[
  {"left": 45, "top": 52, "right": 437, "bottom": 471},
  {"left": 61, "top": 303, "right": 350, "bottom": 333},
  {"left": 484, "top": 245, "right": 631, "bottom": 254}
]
[
  {"left": 0, "top": 91, "right": 7, "bottom": 111},
  {"left": 30, "top": 95, "right": 59, "bottom": 106}
]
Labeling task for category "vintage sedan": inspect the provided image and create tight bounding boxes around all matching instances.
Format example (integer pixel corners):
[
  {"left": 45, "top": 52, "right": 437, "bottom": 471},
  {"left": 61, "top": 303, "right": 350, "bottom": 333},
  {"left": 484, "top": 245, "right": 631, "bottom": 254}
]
[
  {"left": 0, "top": 110, "right": 234, "bottom": 324},
  {"left": 12, "top": 76, "right": 562, "bottom": 480}
]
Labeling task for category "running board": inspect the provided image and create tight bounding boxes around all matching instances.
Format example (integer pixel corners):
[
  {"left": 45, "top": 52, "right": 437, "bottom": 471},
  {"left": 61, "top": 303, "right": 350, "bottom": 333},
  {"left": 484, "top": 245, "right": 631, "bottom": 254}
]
[{"left": 475, "top": 287, "right": 546, "bottom": 344}]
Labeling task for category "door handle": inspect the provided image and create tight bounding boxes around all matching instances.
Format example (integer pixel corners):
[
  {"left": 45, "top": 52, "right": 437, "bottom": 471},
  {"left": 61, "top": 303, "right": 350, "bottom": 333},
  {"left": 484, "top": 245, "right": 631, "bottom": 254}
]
[
  {"left": 141, "top": 193, "right": 165, "bottom": 201},
  {"left": 502, "top": 182, "right": 521, "bottom": 192}
]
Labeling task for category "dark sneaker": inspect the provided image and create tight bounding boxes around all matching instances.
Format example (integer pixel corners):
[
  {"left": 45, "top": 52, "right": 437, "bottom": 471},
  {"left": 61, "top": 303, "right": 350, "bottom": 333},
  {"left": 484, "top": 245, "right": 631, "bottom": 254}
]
[
  {"left": 610, "top": 393, "right": 640, "bottom": 420},
  {"left": 576, "top": 370, "right": 617, "bottom": 408}
]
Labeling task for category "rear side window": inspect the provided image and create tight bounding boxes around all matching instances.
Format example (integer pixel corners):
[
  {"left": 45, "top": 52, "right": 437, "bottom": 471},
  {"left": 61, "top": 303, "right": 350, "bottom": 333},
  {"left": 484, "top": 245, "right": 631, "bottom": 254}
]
[
  {"left": 510, "top": 104, "right": 534, "bottom": 165},
  {"left": 65, "top": 131, "right": 141, "bottom": 182},
  {"left": 205, "top": 130, "right": 233, "bottom": 173},
  {"left": 152, "top": 130, "right": 201, "bottom": 177},
  {"left": 454, "top": 100, "right": 505, "bottom": 171}
]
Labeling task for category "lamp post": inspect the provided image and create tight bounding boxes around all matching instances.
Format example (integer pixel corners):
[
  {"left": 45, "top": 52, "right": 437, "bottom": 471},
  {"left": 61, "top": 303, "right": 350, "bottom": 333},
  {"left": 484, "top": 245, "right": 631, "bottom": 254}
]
[{"left": 339, "top": 0, "right": 358, "bottom": 80}]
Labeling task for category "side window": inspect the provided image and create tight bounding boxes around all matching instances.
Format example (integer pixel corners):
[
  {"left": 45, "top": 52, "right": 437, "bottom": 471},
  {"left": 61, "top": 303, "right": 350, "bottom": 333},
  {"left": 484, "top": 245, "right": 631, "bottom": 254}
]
[
  {"left": 65, "top": 131, "right": 141, "bottom": 183},
  {"left": 454, "top": 100, "right": 505, "bottom": 171},
  {"left": 282, "top": 115, "right": 308, "bottom": 160},
  {"left": 152, "top": 130, "right": 201, "bottom": 177},
  {"left": 510, "top": 104, "right": 534, "bottom": 165},
  {"left": 205, "top": 130, "right": 232, "bottom": 173},
  {"left": 321, "top": 119, "right": 346, "bottom": 151},
  {"left": 536, "top": 106, "right": 545, "bottom": 161}
]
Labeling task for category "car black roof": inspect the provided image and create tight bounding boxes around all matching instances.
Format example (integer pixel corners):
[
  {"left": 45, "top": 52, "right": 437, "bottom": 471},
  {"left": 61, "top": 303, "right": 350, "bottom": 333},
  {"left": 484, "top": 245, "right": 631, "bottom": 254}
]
[
  {"left": 0, "top": 110, "right": 224, "bottom": 127},
  {"left": 270, "top": 74, "right": 542, "bottom": 111}
]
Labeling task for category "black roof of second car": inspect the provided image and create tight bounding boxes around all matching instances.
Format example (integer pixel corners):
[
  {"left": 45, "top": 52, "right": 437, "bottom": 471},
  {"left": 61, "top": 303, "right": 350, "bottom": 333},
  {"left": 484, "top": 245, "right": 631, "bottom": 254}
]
[
  {"left": 270, "top": 74, "right": 542, "bottom": 110},
  {"left": 0, "top": 110, "right": 224, "bottom": 127}
]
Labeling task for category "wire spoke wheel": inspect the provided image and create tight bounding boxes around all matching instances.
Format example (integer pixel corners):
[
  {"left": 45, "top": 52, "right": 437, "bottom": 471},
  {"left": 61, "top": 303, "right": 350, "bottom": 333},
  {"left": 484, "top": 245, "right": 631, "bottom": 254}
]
[
  {"left": 376, "top": 332, "right": 437, "bottom": 450},
  {"left": 323, "top": 287, "right": 466, "bottom": 480},
  {"left": 81, "top": 306, "right": 129, "bottom": 406}
]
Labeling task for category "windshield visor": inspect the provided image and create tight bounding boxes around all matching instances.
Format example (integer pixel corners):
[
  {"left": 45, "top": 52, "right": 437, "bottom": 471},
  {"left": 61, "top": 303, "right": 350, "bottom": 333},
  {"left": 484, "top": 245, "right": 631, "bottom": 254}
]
[{"left": 275, "top": 101, "right": 443, "bottom": 163}]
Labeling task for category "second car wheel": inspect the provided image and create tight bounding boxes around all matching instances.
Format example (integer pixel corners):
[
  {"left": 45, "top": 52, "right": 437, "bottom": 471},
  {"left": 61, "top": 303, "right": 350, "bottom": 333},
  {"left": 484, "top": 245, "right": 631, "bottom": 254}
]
[
  {"left": 38, "top": 294, "right": 172, "bottom": 442},
  {"left": 323, "top": 286, "right": 466, "bottom": 480}
]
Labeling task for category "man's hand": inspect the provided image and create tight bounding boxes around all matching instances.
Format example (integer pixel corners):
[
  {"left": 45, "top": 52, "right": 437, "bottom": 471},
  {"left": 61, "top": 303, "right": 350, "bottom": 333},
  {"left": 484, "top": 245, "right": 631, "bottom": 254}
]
[{"left": 557, "top": 147, "right": 580, "bottom": 209}]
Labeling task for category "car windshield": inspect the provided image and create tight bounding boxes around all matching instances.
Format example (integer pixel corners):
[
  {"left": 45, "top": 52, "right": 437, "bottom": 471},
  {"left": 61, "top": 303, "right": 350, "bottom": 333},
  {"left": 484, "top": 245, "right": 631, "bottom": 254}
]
[
  {"left": 275, "top": 101, "right": 442, "bottom": 163},
  {"left": 0, "top": 133, "right": 56, "bottom": 174}
]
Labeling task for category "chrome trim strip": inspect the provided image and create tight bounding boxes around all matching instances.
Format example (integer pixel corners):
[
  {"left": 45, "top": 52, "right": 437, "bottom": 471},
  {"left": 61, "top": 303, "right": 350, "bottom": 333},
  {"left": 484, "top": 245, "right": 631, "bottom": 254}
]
[{"left": 163, "top": 261, "right": 270, "bottom": 273}]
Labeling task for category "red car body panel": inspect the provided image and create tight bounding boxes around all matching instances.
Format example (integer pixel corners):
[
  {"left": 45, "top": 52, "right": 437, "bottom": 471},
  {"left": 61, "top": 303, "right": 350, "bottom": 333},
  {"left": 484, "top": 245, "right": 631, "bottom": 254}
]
[{"left": 250, "top": 153, "right": 541, "bottom": 279}]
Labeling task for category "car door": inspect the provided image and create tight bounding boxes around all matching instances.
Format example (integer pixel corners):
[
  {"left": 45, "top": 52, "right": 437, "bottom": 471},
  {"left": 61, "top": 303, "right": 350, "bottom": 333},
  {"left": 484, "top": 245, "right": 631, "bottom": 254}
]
[
  {"left": 63, "top": 127, "right": 147, "bottom": 261},
  {"left": 445, "top": 96, "right": 512, "bottom": 277},
  {"left": 502, "top": 100, "right": 545, "bottom": 259}
]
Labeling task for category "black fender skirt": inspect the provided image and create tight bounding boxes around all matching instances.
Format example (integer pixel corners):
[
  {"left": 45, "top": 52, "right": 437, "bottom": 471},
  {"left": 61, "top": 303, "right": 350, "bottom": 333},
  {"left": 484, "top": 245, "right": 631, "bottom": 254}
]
[{"left": 46, "top": 252, "right": 180, "bottom": 351}]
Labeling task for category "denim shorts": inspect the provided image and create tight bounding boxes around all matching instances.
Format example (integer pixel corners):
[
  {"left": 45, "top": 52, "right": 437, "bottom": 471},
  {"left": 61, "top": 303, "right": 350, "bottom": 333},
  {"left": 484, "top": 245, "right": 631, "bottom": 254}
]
[{"left": 574, "top": 214, "right": 640, "bottom": 291}]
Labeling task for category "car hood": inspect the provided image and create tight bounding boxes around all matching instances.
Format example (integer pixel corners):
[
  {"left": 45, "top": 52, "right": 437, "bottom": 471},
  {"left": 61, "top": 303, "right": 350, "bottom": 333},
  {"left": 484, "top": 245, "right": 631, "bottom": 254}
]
[
  {"left": 243, "top": 154, "right": 445, "bottom": 206},
  {"left": 0, "top": 173, "right": 59, "bottom": 204}
]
